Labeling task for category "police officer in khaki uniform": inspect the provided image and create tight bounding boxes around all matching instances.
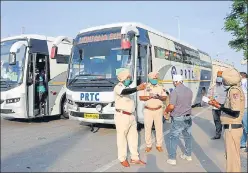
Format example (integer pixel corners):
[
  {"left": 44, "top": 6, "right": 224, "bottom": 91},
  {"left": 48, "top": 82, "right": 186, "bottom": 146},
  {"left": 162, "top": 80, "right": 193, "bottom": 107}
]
[
  {"left": 139, "top": 72, "right": 167, "bottom": 153},
  {"left": 208, "top": 68, "right": 245, "bottom": 172},
  {"left": 114, "top": 68, "right": 146, "bottom": 167}
]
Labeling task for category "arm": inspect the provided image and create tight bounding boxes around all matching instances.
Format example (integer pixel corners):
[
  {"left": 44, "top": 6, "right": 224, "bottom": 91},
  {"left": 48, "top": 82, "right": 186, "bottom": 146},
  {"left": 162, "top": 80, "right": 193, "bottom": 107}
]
[
  {"left": 164, "top": 104, "right": 175, "bottom": 113},
  {"left": 207, "top": 86, "right": 214, "bottom": 99},
  {"left": 164, "top": 90, "right": 177, "bottom": 113},
  {"left": 120, "top": 83, "right": 146, "bottom": 96},
  {"left": 219, "top": 105, "right": 240, "bottom": 118},
  {"left": 121, "top": 87, "right": 138, "bottom": 95},
  {"left": 157, "top": 88, "right": 168, "bottom": 101},
  {"left": 139, "top": 96, "right": 151, "bottom": 101},
  {"left": 209, "top": 88, "right": 241, "bottom": 118}
]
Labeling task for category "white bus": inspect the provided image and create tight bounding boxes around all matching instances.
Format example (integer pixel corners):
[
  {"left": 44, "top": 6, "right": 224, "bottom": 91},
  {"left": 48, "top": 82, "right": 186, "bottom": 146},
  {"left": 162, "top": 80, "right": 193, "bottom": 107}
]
[
  {"left": 0, "top": 34, "right": 72, "bottom": 119},
  {"left": 53, "top": 22, "right": 212, "bottom": 125}
]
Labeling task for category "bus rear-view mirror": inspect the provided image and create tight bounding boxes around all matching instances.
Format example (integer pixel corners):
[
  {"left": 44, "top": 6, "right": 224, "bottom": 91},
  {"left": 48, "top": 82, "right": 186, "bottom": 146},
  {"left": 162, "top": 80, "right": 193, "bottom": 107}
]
[
  {"left": 51, "top": 46, "right": 58, "bottom": 59},
  {"left": 9, "top": 53, "right": 16, "bottom": 65},
  {"left": 79, "top": 49, "right": 84, "bottom": 60},
  {"left": 9, "top": 41, "right": 28, "bottom": 65}
]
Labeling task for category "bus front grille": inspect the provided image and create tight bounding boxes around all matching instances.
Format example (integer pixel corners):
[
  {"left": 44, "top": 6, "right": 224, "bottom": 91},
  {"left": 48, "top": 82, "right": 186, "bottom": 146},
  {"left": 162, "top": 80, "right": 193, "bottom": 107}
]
[
  {"left": 0, "top": 109, "right": 15, "bottom": 114},
  {"left": 75, "top": 102, "right": 108, "bottom": 108}
]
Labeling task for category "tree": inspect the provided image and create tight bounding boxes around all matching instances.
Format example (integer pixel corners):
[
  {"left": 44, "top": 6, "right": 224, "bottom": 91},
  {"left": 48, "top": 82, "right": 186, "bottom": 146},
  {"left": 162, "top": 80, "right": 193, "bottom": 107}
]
[{"left": 223, "top": 0, "right": 248, "bottom": 60}]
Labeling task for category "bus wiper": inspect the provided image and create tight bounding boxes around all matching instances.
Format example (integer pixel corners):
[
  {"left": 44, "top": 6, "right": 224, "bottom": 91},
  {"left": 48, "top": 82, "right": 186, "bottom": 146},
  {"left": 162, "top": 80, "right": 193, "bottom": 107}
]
[
  {"left": 90, "top": 78, "right": 116, "bottom": 85},
  {"left": 68, "top": 74, "right": 100, "bottom": 86}
]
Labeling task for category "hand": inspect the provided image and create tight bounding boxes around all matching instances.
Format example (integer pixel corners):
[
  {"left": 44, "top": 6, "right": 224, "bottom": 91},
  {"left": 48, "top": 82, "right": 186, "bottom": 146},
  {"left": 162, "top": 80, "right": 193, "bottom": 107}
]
[
  {"left": 164, "top": 112, "right": 170, "bottom": 120},
  {"left": 208, "top": 99, "right": 221, "bottom": 109},
  {"left": 137, "top": 83, "right": 147, "bottom": 91},
  {"left": 153, "top": 94, "right": 160, "bottom": 99},
  {"left": 164, "top": 111, "right": 169, "bottom": 118},
  {"left": 208, "top": 96, "right": 214, "bottom": 100}
]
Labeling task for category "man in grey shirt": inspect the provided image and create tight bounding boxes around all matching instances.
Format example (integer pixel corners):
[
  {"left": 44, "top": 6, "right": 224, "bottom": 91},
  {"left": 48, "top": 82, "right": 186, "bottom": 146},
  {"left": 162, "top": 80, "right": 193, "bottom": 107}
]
[
  {"left": 207, "top": 72, "right": 227, "bottom": 140},
  {"left": 164, "top": 74, "right": 193, "bottom": 165}
]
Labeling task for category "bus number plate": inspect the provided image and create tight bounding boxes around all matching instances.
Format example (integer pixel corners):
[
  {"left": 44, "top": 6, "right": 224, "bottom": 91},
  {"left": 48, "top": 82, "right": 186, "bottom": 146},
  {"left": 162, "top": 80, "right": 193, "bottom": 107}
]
[{"left": 84, "top": 113, "right": 99, "bottom": 119}]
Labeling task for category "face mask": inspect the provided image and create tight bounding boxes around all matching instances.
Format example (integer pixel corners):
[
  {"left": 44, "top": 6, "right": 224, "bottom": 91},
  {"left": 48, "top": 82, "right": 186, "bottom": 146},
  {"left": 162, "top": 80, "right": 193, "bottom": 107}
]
[
  {"left": 216, "top": 77, "right": 223, "bottom": 83},
  {"left": 223, "top": 85, "right": 230, "bottom": 89},
  {"left": 123, "top": 79, "right": 131, "bottom": 87},
  {"left": 149, "top": 78, "right": 158, "bottom": 85}
]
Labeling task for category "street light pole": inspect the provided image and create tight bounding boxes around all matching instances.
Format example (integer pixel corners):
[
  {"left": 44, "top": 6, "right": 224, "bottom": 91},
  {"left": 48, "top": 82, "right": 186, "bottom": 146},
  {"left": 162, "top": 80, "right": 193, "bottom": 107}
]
[
  {"left": 174, "top": 16, "right": 180, "bottom": 40},
  {"left": 21, "top": 27, "right": 25, "bottom": 34}
]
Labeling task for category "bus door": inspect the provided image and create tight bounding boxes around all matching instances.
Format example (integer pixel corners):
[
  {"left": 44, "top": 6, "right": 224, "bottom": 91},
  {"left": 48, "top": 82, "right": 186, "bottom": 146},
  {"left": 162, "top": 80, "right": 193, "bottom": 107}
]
[
  {"left": 27, "top": 53, "right": 37, "bottom": 117},
  {"left": 27, "top": 53, "right": 49, "bottom": 117},
  {"left": 136, "top": 44, "right": 149, "bottom": 123}
]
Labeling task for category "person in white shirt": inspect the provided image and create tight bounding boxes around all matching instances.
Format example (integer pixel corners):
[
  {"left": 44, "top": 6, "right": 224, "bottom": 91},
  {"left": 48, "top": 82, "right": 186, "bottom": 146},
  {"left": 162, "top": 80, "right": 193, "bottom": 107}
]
[{"left": 240, "top": 72, "right": 247, "bottom": 151}]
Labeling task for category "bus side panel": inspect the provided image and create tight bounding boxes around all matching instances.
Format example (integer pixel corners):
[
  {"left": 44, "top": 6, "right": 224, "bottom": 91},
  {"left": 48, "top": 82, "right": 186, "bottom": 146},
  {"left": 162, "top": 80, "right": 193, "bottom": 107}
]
[
  {"left": 47, "top": 41, "right": 71, "bottom": 115},
  {"left": 47, "top": 41, "right": 69, "bottom": 80},
  {"left": 48, "top": 71, "right": 67, "bottom": 115}
]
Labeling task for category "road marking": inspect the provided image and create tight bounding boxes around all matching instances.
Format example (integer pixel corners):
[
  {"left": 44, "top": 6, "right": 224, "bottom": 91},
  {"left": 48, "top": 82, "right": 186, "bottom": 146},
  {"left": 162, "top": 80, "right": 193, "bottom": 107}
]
[{"left": 93, "top": 107, "right": 210, "bottom": 172}]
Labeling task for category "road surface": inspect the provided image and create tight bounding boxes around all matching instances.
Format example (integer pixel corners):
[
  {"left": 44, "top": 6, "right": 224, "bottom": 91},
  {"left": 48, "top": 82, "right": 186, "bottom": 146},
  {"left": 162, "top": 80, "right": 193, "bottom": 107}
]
[{"left": 1, "top": 107, "right": 247, "bottom": 172}]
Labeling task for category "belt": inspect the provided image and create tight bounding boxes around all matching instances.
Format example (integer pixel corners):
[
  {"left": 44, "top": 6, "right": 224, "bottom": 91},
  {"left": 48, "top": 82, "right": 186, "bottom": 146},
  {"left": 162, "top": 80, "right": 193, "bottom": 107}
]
[
  {"left": 144, "top": 105, "right": 162, "bottom": 111},
  {"left": 172, "top": 114, "right": 191, "bottom": 119},
  {"left": 183, "top": 114, "right": 191, "bottom": 117},
  {"left": 223, "top": 124, "right": 242, "bottom": 129},
  {"left": 116, "top": 109, "right": 132, "bottom": 115}
]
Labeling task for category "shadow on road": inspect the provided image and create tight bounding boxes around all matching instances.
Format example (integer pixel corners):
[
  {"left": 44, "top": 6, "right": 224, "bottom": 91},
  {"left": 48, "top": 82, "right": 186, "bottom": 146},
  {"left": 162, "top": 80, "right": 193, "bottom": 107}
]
[
  {"left": 137, "top": 154, "right": 164, "bottom": 172},
  {"left": 2, "top": 115, "right": 61, "bottom": 123},
  {"left": 193, "top": 116, "right": 224, "bottom": 151},
  {"left": 1, "top": 127, "right": 91, "bottom": 172},
  {"left": 191, "top": 137, "right": 222, "bottom": 172},
  {"left": 164, "top": 124, "right": 222, "bottom": 172}
]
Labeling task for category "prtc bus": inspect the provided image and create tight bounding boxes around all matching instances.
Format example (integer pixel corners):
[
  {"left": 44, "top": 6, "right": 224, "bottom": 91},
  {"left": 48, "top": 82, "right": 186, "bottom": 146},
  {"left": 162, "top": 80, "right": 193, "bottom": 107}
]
[
  {"left": 52, "top": 22, "right": 212, "bottom": 125},
  {"left": 0, "top": 34, "right": 72, "bottom": 119}
]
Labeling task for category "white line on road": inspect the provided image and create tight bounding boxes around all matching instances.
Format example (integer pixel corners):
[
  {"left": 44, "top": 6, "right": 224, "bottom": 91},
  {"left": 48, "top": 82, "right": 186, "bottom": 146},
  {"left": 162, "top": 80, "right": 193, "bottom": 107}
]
[{"left": 93, "top": 107, "right": 210, "bottom": 172}]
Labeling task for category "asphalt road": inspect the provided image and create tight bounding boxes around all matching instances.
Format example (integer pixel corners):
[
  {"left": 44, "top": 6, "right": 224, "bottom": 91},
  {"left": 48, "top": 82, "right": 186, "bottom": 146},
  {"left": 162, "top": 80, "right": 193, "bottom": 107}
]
[{"left": 1, "top": 107, "right": 247, "bottom": 172}]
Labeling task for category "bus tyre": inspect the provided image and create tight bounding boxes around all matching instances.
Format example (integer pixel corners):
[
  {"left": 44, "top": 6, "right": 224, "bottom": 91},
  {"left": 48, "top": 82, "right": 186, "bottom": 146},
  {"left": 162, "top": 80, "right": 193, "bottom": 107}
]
[{"left": 61, "top": 99, "right": 69, "bottom": 119}]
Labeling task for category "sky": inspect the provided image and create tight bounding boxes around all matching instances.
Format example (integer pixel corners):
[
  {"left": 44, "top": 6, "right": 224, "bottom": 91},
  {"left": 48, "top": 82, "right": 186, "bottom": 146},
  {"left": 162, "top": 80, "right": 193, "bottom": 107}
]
[{"left": 1, "top": 1, "right": 246, "bottom": 72}]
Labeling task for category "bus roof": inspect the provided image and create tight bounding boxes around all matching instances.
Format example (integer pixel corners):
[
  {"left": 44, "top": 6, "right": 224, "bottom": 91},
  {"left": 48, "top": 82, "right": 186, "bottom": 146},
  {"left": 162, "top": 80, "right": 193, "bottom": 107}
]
[
  {"left": 1, "top": 34, "right": 56, "bottom": 42},
  {"left": 78, "top": 22, "right": 202, "bottom": 51}
]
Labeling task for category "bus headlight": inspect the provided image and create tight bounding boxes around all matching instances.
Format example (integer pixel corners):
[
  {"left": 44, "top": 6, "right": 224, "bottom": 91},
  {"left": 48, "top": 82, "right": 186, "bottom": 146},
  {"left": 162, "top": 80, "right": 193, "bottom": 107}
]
[
  {"left": 6, "top": 97, "right": 20, "bottom": 104},
  {"left": 96, "top": 104, "right": 102, "bottom": 112}
]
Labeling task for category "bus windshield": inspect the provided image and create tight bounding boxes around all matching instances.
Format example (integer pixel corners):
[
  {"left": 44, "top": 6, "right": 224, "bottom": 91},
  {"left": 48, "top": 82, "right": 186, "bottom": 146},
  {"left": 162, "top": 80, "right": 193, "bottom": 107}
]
[
  {"left": 68, "top": 31, "right": 133, "bottom": 86},
  {"left": 1, "top": 39, "right": 27, "bottom": 88}
]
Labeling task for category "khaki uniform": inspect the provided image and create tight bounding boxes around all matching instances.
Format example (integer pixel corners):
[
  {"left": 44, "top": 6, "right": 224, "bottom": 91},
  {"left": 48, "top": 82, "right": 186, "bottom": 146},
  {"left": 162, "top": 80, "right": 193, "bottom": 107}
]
[
  {"left": 221, "top": 69, "right": 245, "bottom": 172},
  {"left": 142, "top": 83, "right": 166, "bottom": 147},
  {"left": 114, "top": 82, "right": 139, "bottom": 162}
]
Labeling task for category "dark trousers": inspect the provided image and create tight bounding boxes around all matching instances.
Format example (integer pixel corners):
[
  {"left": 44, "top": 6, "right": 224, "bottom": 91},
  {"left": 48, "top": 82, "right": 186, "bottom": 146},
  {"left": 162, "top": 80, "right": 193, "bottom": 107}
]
[{"left": 212, "top": 109, "right": 222, "bottom": 136}]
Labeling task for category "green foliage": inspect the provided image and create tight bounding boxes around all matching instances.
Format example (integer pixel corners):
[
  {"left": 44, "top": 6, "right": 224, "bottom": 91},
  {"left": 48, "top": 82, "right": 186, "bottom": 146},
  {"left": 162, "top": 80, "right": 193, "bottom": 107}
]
[{"left": 223, "top": 0, "right": 248, "bottom": 60}]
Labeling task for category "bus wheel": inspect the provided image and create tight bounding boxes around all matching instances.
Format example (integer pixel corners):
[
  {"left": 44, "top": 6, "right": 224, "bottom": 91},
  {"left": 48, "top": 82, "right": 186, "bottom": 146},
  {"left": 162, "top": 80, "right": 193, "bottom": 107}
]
[{"left": 61, "top": 99, "right": 69, "bottom": 119}]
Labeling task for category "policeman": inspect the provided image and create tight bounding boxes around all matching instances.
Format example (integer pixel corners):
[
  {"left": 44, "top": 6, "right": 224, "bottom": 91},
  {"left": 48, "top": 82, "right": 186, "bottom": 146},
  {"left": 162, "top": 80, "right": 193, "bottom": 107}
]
[
  {"left": 114, "top": 68, "right": 146, "bottom": 167},
  {"left": 208, "top": 68, "right": 245, "bottom": 172},
  {"left": 139, "top": 72, "right": 167, "bottom": 153},
  {"left": 207, "top": 71, "right": 227, "bottom": 140}
]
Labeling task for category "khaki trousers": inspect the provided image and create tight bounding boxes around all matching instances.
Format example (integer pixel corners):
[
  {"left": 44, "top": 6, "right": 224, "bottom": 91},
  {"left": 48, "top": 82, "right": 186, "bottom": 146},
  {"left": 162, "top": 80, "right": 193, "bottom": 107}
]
[
  {"left": 144, "top": 108, "right": 163, "bottom": 147},
  {"left": 114, "top": 112, "right": 139, "bottom": 162},
  {"left": 224, "top": 127, "right": 243, "bottom": 172}
]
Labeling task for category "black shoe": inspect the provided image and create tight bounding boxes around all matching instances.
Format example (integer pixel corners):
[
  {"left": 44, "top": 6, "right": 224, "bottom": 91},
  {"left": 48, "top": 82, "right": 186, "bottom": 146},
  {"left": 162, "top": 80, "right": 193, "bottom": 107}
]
[
  {"left": 240, "top": 146, "right": 247, "bottom": 151},
  {"left": 211, "top": 135, "right": 221, "bottom": 140}
]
